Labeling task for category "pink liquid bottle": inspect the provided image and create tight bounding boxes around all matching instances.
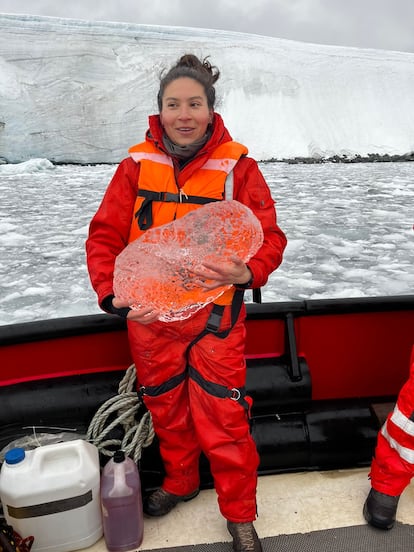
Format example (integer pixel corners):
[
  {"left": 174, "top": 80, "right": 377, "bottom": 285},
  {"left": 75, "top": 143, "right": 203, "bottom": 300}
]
[{"left": 100, "top": 450, "right": 144, "bottom": 552}]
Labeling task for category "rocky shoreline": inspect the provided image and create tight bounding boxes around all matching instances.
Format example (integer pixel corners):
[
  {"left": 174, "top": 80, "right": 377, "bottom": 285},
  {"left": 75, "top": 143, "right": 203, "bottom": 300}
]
[
  {"left": 262, "top": 152, "right": 414, "bottom": 164},
  {"left": 2, "top": 152, "right": 414, "bottom": 166}
]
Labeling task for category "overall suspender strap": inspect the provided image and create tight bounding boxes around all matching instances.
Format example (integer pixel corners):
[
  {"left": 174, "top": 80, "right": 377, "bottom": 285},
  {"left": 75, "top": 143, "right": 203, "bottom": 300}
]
[
  {"left": 138, "top": 289, "right": 245, "bottom": 400},
  {"left": 186, "top": 288, "right": 245, "bottom": 350},
  {"left": 188, "top": 365, "right": 250, "bottom": 410},
  {"left": 138, "top": 370, "right": 186, "bottom": 399}
]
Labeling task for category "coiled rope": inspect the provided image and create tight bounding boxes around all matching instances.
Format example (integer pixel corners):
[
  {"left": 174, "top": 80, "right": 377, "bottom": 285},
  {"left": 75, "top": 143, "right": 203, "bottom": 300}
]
[{"left": 86, "top": 364, "right": 154, "bottom": 463}]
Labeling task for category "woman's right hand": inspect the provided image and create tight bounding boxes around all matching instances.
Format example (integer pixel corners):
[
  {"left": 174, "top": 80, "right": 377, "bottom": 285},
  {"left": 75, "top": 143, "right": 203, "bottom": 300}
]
[{"left": 112, "top": 297, "right": 160, "bottom": 325}]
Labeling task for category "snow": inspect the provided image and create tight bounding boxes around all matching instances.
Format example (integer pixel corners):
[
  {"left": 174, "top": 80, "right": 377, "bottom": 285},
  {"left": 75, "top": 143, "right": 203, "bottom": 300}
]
[
  {"left": 1, "top": 13, "right": 414, "bottom": 163},
  {"left": 0, "top": 160, "right": 413, "bottom": 326}
]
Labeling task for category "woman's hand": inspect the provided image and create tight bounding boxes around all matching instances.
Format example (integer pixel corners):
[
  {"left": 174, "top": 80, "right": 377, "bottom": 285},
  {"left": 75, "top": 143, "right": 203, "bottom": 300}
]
[
  {"left": 112, "top": 297, "right": 160, "bottom": 325},
  {"left": 192, "top": 256, "right": 252, "bottom": 290}
]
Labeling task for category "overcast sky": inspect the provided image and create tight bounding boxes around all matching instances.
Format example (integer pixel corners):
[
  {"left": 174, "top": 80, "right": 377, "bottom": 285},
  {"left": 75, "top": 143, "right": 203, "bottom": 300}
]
[{"left": 1, "top": 0, "right": 414, "bottom": 54}]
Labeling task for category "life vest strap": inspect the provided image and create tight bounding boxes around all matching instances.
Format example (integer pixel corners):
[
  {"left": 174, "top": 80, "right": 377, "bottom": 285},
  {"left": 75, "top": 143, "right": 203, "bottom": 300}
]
[
  {"left": 138, "top": 189, "right": 221, "bottom": 205},
  {"left": 135, "top": 190, "right": 221, "bottom": 230}
]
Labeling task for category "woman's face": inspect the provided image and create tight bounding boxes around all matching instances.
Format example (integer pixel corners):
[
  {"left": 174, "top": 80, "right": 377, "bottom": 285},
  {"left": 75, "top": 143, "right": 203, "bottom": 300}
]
[{"left": 160, "top": 77, "right": 213, "bottom": 146}]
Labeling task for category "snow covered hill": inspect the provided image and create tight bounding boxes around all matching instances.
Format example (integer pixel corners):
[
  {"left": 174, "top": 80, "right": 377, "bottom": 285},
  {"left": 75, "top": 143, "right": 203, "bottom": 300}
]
[{"left": 1, "top": 13, "right": 414, "bottom": 163}]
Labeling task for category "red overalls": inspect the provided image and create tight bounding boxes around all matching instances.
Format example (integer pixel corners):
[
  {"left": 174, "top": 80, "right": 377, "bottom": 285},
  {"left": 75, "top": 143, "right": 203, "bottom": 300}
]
[
  {"left": 369, "top": 345, "right": 414, "bottom": 496},
  {"left": 126, "top": 140, "right": 259, "bottom": 522}
]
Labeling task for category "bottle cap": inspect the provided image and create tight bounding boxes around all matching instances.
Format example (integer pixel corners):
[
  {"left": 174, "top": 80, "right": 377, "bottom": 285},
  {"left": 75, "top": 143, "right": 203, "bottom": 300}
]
[
  {"left": 5, "top": 448, "right": 26, "bottom": 464},
  {"left": 113, "top": 450, "right": 126, "bottom": 463}
]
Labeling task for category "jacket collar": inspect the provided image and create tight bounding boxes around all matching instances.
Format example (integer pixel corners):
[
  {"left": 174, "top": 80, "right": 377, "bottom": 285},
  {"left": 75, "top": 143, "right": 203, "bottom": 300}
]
[{"left": 146, "top": 113, "right": 233, "bottom": 156}]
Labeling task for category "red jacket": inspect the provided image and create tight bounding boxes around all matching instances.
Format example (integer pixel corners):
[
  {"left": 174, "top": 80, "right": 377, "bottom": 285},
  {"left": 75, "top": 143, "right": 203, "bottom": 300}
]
[{"left": 86, "top": 113, "right": 287, "bottom": 308}]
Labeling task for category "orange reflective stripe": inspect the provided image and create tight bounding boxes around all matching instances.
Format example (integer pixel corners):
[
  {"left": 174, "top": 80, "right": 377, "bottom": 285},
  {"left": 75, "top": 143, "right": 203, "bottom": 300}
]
[
  {"left": 201, "top": 158, "right": 239, "bottom": 172},
  {"left": 129, "top": 151, "right": 173, "bottom": 166}
]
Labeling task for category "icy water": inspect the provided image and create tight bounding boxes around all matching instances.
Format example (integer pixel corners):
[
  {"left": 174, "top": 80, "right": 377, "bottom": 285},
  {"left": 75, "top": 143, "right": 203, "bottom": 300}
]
[{"left": 0, "top": 160, "right": 413, "bottom": 326}]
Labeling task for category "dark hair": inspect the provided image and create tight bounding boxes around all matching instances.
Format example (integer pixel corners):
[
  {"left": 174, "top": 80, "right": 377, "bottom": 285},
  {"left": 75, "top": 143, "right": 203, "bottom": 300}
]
[{"left": 157, "top": 54, "right": 220, "bottom": 111}]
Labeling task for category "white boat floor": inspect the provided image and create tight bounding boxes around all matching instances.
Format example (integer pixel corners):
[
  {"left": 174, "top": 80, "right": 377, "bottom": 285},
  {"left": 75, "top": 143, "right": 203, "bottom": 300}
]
[{"left": 87, "top": 467, "right": 414, "bottom": 551}]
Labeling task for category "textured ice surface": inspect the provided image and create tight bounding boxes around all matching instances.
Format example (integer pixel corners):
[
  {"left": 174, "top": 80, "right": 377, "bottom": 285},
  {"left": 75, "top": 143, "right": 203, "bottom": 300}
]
[
  {"left": 2, "top": 14, "right": 414, "bottom": 163},
  {"left": 113, "top": 200, "right": 264, "bottom": 322}
]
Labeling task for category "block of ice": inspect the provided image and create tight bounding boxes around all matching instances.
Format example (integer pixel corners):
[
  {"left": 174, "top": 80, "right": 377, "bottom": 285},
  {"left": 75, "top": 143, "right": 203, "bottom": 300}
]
[{"left": 113, "top": 200, "right": 264, "bottom": 322}]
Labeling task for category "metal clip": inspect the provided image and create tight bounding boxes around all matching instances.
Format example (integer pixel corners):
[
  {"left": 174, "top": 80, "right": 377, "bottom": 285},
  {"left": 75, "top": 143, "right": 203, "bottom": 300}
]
[{"left": 230, "top": 388, "right": 241, "bottom": 401}]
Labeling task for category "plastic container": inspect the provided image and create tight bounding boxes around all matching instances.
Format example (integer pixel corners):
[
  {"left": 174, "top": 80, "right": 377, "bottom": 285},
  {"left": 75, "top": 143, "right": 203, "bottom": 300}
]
[
  {"left": 101, "top": 450, "right": 143, "bottom": 552},
  {"left": 0, "top": 440, "right": 102, "bottom": 552}
]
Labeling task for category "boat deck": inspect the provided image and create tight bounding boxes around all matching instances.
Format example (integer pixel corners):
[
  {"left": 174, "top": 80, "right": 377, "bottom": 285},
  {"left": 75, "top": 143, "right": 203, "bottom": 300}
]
[{"left": 88, "top": 467, "right": 414, "bottom": 551}]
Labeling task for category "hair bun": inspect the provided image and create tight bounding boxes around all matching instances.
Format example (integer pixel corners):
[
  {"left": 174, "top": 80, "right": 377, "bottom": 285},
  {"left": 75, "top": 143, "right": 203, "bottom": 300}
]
[{"left": 157, "top": 53, "right": 220, "bottom": 111}]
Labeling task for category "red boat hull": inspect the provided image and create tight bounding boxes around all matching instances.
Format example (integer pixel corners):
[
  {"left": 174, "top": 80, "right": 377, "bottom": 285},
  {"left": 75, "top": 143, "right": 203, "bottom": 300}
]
[{"left": 1, "top": 295, "right": 413, "bottom": 490}]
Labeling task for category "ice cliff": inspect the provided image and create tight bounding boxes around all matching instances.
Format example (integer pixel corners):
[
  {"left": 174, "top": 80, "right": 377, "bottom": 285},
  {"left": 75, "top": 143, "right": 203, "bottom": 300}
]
[{"left": 1, "top": 13, "right": 414, "bottom": 163}]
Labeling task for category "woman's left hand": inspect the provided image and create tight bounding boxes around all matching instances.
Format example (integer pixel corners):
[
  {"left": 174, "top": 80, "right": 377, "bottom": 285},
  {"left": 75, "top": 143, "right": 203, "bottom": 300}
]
[{"left": 192, "top": 256, "right": 252, "bottom": 290}]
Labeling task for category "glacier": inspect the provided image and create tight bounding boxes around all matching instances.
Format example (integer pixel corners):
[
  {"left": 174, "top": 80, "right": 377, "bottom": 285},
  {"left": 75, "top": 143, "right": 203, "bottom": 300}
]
[{"left": 1, "top": 13, "right": 414, "bottom": 164}]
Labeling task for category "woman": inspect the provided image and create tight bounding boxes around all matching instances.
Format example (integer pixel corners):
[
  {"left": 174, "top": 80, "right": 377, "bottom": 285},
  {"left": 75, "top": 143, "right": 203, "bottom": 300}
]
[{"left": 86, "top": 54, "right": 287, "bottom": 552}]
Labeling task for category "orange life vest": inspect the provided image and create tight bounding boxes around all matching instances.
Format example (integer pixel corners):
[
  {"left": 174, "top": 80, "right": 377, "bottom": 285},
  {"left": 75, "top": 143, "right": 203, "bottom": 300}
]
[{"left": 128, "top": 140, "right": 248, "bottom": 305}]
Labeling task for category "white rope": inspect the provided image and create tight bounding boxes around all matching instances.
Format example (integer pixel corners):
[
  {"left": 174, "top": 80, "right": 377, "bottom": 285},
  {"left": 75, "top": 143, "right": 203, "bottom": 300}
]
[{"left": 86, "top": 364, "right": 155, "bottom": 464}]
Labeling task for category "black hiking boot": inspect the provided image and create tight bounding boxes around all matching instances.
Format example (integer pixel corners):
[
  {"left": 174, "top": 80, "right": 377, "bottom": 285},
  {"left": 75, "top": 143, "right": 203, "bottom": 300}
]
[
  {"left": 143, "top": 487, "right": 199, "bottom": 516},
  {"left": 227, "top": 521, "right": 262, "bottom": 552},
  {"left": 363, "top": 488, "right": 400, "bottom": 530}
]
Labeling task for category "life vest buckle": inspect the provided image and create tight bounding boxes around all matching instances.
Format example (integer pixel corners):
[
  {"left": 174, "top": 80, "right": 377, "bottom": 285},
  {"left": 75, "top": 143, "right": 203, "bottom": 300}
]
[{"left": 205, "top": 307, "right": 224, "bottom": 333}]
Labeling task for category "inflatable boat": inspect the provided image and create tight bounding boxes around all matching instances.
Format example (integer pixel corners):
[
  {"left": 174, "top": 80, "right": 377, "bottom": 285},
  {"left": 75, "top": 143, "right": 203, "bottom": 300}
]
[{"left": 1, "top": 295, "right": 414, "bottom": 495}]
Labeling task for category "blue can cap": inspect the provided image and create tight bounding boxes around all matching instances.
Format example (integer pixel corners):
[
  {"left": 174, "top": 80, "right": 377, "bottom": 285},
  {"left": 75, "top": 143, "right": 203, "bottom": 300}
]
[{"left": 5, "top": 448, "right": 26, "bottom": 465}]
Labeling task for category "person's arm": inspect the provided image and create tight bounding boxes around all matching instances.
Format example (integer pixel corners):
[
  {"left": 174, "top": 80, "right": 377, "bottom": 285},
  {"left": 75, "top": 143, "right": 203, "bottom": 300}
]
[
  {"left": 85, "top": 157, "right": 139, "bottom": 310},
  {"left": 233, "top": 157, "right": 287, "bottom": 288}
]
